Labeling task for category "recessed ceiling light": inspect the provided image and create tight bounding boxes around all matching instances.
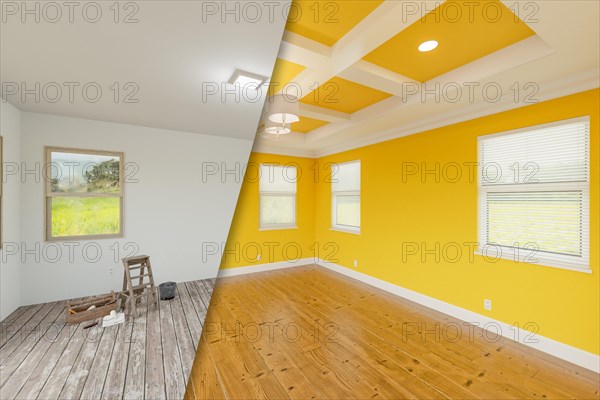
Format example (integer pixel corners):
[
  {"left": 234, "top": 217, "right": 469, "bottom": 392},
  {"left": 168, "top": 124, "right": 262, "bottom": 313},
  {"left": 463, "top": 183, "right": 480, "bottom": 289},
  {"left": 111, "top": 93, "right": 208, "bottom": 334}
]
[
  {"left": 228, "top": 69, "right": 267, "bottom": 89},
  {"left": 418, "top": 40, "right": 438, "bottom": 52}
]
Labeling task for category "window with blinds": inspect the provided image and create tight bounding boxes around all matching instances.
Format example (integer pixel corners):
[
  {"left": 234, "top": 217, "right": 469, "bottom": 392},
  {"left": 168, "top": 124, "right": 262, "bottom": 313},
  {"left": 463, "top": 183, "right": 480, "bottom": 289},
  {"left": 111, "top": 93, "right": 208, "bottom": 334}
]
[
  {"left": 332, "top": 161, "right": 361, "bottom": 233},
  {"left": 478, "top": 117, "right": 590, "bottom": 271},
  {"left": 259, "top": 164, "right": 297, "bottom": 229}
]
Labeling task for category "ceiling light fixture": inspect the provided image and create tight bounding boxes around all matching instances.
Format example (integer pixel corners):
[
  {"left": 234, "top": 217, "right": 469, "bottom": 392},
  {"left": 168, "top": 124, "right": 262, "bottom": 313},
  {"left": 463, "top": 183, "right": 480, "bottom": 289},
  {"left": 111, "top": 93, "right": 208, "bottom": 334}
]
[
  {"left": 228, "top": 69, "right": 267, "bottom": 89},
  {"left": 267, "top": 93, "right": 300, "bottom": 124},
  {"left": 418, "top": 40, "right": 438, "bottom": 52},
  {"left": 264, "top": 120, "right": 291, "bottom": 135}
]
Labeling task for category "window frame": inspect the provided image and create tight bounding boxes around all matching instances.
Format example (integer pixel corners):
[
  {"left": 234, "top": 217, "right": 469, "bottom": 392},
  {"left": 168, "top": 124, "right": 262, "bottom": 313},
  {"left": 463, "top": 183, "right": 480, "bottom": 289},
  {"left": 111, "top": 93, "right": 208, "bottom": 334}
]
[
  {"left": 476, "top": 117, "right": 590, "bottom": 273},
  {"left": 258, "top": 164, "right": 297, "bottom": 231},
  {"left": 331, "top": 160, "right": 361, "bottom": 234},
  {"left": 45, "top": 146, "right": 125, "bottom": 242}
]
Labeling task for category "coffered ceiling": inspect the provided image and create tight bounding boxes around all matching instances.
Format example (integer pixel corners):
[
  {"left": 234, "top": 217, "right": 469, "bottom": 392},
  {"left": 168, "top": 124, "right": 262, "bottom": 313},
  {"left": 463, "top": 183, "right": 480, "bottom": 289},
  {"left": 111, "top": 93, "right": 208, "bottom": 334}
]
[{"left": 254, "top": 0, "right": 600, "bottom": 157}]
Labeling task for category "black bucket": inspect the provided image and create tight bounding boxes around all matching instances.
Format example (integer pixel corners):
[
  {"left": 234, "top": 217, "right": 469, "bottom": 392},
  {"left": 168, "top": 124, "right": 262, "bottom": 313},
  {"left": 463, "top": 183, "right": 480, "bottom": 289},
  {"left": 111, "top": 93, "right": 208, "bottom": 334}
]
[{"left": 159, "top": 282, "right": 177, "bottom": 300}]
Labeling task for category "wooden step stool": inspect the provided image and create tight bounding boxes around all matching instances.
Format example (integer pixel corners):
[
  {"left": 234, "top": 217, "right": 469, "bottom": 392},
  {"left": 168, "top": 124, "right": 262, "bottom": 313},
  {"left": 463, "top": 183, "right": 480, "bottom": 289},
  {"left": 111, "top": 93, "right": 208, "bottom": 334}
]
[{"left": 120, "top": 255, "right": 158, "bottom": 317}]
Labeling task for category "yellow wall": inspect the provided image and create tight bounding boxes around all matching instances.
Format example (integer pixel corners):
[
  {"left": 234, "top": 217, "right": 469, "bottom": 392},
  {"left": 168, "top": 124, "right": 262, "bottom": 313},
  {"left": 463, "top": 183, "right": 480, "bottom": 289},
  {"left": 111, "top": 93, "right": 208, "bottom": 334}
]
[
  {"left": 315, "top": 89, "right": 599, "bottom": 355},
  {"left": 220, "top": 152, "right": 316, "bottom": 269},
  {"left": 223, "top": 89, "right": 599, "bottom": 355}
]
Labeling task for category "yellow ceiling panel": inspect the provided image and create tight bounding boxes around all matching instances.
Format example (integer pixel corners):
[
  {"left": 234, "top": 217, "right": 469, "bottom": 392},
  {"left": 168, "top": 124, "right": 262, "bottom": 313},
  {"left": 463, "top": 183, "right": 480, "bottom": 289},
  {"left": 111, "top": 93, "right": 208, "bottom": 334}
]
[
  {"left": 363, "top": 0, "right": 535, "bottom": 82},
  {"left": 268, "top": 58, "right": 306, "bottom": 96},
  {"left": 292, "top": 117, "right": 330, "bottom": 133},
  {"left": 285, "top": 0, "right": 384, "bottom": 47},
  {"left": 301, "top": 76, "right": 392, "bottom": 114}
]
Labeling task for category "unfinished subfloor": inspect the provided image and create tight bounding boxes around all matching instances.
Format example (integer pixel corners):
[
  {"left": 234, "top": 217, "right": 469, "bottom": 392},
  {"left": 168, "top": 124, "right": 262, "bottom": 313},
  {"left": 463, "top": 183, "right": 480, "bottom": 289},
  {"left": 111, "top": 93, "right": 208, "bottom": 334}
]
[
  {"left": 0, "top": 279, "right": 214, "bottom": 400},
  {"left": 187, "top": 265, "right": 600, "bottom": 399}
]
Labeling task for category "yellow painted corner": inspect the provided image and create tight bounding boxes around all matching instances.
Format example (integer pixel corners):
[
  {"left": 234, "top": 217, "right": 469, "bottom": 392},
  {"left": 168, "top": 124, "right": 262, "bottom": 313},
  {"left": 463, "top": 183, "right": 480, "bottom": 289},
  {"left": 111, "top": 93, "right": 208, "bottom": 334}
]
[{"left": 220, "top": 153, "right": 316, "bottom": 269}]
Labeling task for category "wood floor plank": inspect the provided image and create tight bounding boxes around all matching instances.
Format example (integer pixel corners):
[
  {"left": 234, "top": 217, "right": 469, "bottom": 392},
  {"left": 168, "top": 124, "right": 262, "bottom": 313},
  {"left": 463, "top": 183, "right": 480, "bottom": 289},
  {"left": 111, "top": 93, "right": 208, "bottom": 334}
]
[
  {"left": 185, "top": 336, "right": 226, "bottom": 400},
  {"left": 79, "top": 324, "right": 119, "bottom": 400},
  {"left": 0, "top": 307, "right": 28, "bottom": 336},
  {"left": 123, "top": 301, "right": 149, "bottom": 400},
  {"left": 145, "top": 298, "right": 166, "bottom": 400},
  {"left": 177, "top": 283, "right": 203, "bottom": 347},
  {"left": 189, "top": 265, "right": 600, "bottom": 400},
  {"left": 0, "top": 302, "right": 56, "bottom": 360},
  {"left": 0, "top": 305, "right": 43, "bottom": 348},
  {"left": 160, "top": 297, "right": 186, "bottom": 400},
  {"left": 36, "top": 321, "right": 89, "bottom": 400},
  {"left": 170, "top": 287, "right": 197, "bottom": 389},
  {"left": 14, "top": 323, "right": 77, "bottom": 400},
  {"left": 243, "top": 272, "right": 446, "bottom": 399},
  {"left": 1, "top": 279, "right": 213, "bottom": 400},
  {"left": 0, "top": 301, "right": 66, "bottom": 395},
  {"left": 58, "top": 323, "right": 104, "bottom": 399},
  {"left": 100, "top": 321, "right": 134, "bottom": 400}
]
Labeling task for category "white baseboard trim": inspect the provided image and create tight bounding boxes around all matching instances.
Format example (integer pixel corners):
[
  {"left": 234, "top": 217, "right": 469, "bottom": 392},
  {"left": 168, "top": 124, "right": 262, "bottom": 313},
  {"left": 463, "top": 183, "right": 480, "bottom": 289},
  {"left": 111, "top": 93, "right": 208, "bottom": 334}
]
[
  {"left": 316, "top": 259, "right": 600, "bottom": 374},
  {"left": 217, "top": 258, "right": 316, "bottom": 278}
]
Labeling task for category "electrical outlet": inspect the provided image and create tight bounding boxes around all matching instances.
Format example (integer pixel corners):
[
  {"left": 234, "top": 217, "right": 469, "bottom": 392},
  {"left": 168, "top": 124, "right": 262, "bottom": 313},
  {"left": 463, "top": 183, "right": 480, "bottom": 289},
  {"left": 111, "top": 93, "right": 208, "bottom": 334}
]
[
  {"left": 353, "top": 260, "right": 358, "bottom": 268},
  {"left": 108, "top": 266, "right": 114, "bottom": 275},
  {"left": 484, "top": 299, "right": 492, "bottom": 311},
  {"left": 257, "top": 254, "right": 261, "bottom": 261}
]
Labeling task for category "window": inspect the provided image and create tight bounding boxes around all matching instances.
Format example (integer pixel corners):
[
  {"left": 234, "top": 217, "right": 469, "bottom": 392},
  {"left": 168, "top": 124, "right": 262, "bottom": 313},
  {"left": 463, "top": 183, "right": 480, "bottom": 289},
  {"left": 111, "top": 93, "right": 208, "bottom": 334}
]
[
  {"left": 332, "top": 160, "right": 360, "bottom": 233},
  {"left": 478, "top": 117, "right": 590, "bottom": 271},
  {"left": 259, "top": 164, "right": 297, "bottom": 229},
  {"left": 45, "top": 147, "right": 124, "bottom": 241}
]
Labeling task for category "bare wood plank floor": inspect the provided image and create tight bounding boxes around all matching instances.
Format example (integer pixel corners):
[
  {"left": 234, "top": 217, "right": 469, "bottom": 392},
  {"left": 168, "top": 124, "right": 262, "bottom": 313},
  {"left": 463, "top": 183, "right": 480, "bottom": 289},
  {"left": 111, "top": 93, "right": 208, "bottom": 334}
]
[
  {"left": 0, "top": 280, "right": 214, "bottom": 400},
  {"left": 187, "top": 265, "right": 600, "bottom": 400}
]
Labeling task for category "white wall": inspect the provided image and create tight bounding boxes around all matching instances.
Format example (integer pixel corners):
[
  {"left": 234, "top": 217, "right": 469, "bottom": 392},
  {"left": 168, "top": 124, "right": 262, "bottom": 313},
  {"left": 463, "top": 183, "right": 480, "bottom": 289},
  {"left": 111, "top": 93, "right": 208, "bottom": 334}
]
[
  {"left": 16, "top": 112, "right": 253, "bottom": 305},
  {"left": 0, "top": 102, "right": 22, "bottom": 320}
]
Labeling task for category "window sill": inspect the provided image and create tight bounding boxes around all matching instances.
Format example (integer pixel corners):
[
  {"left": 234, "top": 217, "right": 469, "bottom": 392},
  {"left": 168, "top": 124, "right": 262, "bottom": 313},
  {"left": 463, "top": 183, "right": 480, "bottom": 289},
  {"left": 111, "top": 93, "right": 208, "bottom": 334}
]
[
  {"left": 330, "top": 227, "right": 361, "bottom": 235},
  {"left": 259, "top": 226, "right": 298, "bottom": 231},
  {"left": 473, "top": 251, "right": 591, "bottom": 274}
]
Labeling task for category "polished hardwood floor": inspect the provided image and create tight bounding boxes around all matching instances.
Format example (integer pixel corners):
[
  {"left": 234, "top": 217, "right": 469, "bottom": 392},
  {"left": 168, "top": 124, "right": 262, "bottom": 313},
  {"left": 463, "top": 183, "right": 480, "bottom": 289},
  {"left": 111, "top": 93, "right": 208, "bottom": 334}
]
[
  {"left": 187, "top": 265, "right": 600, "bottom": 399},
  {"left": 0, "top": 279, "right": 214, "bottom": 400}
]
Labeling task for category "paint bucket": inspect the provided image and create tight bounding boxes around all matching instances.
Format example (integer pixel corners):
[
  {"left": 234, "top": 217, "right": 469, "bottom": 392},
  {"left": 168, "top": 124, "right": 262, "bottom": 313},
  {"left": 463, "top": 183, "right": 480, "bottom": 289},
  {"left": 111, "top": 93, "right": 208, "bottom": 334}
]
[{"left": 159, "top": 282, "right": 177, "bottom": 300}]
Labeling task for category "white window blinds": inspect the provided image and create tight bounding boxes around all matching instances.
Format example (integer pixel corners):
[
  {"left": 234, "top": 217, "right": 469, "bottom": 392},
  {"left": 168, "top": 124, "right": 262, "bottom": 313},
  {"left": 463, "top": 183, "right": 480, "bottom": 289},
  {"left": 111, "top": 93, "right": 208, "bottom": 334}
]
[
  {"left": 332, "top": 161, "right": 361, "bottom": 192},
  {"left": 259, "top": 164, "right": 297, "bottom": 229},
  {"left": 478, "top": 118, "right": 590, "bottom": 271},
  {"left": 332, "top": 161, "right": 361, "bottom": 232},
  {"left": 259, "top": 164, "right": 297, "bottom": 193}
]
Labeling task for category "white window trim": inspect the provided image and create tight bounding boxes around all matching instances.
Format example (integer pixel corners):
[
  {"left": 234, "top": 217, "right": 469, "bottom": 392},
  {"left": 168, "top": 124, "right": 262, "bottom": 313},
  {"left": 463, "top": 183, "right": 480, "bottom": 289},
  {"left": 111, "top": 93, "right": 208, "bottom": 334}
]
[
  {"left": 476, "top": 116, "right": 591, "bottom": 273},
  {"left": 259, "top": 192, "right": 297, "bottom": 230},
  {"left": 331, "top": 160, "right": 361, "bottom": 234},
  {"left": 45, "top": 146, "right": 124, "bottom": 242},
  {"left": 332, "top": 191, "right": 361, "bottom": 234}
]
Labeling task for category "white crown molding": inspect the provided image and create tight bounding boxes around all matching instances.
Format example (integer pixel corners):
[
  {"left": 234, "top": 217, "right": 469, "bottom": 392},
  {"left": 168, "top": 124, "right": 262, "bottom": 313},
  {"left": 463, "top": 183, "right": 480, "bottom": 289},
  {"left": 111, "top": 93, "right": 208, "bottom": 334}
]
[
  {"left": 251, "top": 142, "right": 314, "bottom": 158},
  {"left": 312, "top": 69, "right": 600, "bottom": 158},
  {"left": 253, "top": 70, "right": 599, "bottom": 159},
  {"left": 217, "top": 259, "right": 600, "bottom": 373}
]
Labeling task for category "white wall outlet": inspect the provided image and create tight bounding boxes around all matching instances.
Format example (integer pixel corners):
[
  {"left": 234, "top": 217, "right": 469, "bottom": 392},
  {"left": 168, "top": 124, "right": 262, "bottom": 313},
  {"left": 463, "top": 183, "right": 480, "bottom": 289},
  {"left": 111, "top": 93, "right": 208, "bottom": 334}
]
[
  {"left": 353, "top": 260, "right": 358, "bottom": 268},
  {"left": 257, "top": 254, "right": 261, "bottom": 261},
  {"left": 108, "top": 266, "right": 114, "bottom": 275},
  {"left": 484, "top": 299, "right": 492, "bottom": 311}
]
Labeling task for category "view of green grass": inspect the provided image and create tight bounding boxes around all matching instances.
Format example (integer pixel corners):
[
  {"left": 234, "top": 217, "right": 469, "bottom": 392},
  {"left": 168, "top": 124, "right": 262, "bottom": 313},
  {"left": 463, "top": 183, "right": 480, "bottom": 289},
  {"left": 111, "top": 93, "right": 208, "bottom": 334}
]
[{"left": 51, "top": 197, "right": 120, "bottom": 237}]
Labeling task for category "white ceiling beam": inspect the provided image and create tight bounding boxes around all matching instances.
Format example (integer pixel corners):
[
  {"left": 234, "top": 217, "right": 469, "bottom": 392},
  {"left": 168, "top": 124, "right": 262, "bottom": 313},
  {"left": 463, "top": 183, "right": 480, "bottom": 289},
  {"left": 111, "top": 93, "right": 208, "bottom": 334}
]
[
  {"left": 278, "top": 31, "right": 331, "bottom": 67},
  {"left": 338, "top": 60, "right": 417, "bottom": 97},
  {"left": 284, "top": 1, "right": 439, "bottom": 97},
  {"left": 299, "top": 103, "right": 351, "bottom": 123},
  {"left": 306, "top": 34, "right": 556, "bottom": 143}
]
